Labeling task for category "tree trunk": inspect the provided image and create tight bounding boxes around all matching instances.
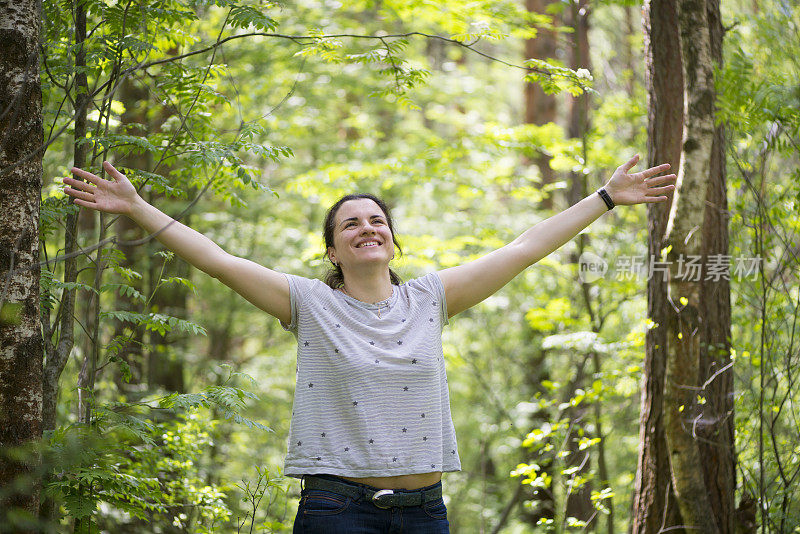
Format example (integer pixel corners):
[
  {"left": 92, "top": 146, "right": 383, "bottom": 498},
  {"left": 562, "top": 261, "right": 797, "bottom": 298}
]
[
  {"left": 147, "top": 228, "right": 188, "bottom": 393},
  {"left": 0, "top": 0, "right": 44, "bottom": 526},
  {"left": 519, "top": 349, "right": 556, "bottom": 527},
  {"left": 633, "top": 0, "right": 734, "bottom": 531},
  {"left": 631, "top": 0, "right": 684, "bottom": 531},
  {"left": 41, "top": 0, "right": 90, "bottom": 435},
  {"left": 113, "top": 77, "right": 148, "bottom": 393},
  {"left": 662, "top": 0, "right": 733, "bottom": 530},
  {"left": 524, "top": 0, "right": 559, "bottom": 209},
  {"left": 697, "top": 2, "right": 735, "bottom": 531},
  {"left": 564, "top": 0, "right": 595, "bottom": 525},
  {"left": 518, "top": 1, "right": 563, "bottom": 524}
]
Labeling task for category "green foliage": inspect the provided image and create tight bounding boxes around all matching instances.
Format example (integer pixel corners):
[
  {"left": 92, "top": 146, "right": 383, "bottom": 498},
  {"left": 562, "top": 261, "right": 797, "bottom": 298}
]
[
  {"left": 235, "top": 465, "right": 289, "bottom": 532},
  {"left": 40, "top": 0, "right": 781, "bottom": 531},
  {"left": 44, "top": 366, "right": 271, "bottom": 531},
  {"left": 510, "top": 329, "right": 641, "bottom": 531},
  {"left": 228, "top": 4, "right": 279, "bottom": 31},
  {"left": 46, "top": 415, "right": 229, "bottom": 530},
  {"left": 159, "top": 383, "right": 272, "bottom": 431},
  {"left": 524, "top": 60, "right": 593, "bottom": 96},
  {"left": 719, "top": 0, "right": 800, "bottom": 526},
  {"left": 101, "top": 309, "right": 207, "bottom": 336}
]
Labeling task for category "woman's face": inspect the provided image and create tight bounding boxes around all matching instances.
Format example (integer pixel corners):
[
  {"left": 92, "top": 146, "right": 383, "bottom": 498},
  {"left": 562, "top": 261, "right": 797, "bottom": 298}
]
[{"left": 328, "top": 198, "right": 394, "bottom": 271}]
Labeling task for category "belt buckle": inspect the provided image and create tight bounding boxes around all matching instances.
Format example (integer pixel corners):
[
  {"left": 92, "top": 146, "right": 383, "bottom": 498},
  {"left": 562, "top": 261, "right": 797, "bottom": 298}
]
[{"left": 371, "top": 489, "right": 394, "bottom": 509}]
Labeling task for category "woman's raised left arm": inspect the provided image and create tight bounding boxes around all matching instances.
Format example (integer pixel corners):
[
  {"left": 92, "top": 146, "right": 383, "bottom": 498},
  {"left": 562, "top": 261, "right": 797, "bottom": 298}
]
[{"left": 438, "top": 154, "right": 676, "bottom": 318}]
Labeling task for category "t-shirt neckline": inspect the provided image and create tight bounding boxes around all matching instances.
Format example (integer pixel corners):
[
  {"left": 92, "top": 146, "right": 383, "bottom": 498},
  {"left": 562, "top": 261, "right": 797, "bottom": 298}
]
[{"left": 336, "top": 285, "right": 399, "bottom": 311}]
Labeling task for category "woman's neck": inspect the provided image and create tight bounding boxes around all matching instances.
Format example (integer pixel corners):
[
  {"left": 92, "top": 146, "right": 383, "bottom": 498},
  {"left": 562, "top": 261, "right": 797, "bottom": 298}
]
[{"left": 340, "top": 269, "right": 393, "bottom": 304}]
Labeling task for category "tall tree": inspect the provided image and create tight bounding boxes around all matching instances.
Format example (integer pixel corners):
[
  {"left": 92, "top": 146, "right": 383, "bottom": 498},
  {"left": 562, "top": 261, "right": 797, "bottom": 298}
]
[
  {"left": 631, "top": 0, "right": 684, "bottom": 531},
  {"left": 111, "top": 77, "right": 148, "bottom": 392},
  {"left": 633, "top": 0, "right": 734, "bottom": 530},
  {"left": 518, "top": 0, "right": 562, "bottom": 526},
  {"left": 563, "top": 0, "right": 596, "bottom": 525},
  {"left": 524, "top": 0, "right": 559, "bottom": 209},
  {"left": 0, "top": 0, "right": 44, "bottom": 526}
]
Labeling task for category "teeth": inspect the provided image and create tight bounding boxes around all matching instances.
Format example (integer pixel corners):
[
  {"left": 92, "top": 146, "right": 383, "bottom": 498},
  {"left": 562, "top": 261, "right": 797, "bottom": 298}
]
[{"left": 357, "top": 241, "right": 379, "bottom": 248}]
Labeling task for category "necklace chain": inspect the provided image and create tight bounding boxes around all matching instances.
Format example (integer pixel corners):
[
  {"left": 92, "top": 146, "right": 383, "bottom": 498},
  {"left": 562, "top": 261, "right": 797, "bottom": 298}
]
[{"left": 341, "top": 285, "right": 392, "bottom": 318}]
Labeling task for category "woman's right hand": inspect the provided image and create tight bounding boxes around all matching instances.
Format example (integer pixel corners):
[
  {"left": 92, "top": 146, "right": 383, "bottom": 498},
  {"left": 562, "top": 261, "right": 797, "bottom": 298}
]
[{"left": 64, "top": 161, "right": 141, "bottom": 216}]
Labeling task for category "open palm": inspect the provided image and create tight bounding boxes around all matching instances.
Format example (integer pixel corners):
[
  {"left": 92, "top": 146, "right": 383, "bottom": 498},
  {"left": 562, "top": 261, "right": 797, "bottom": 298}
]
[
  {"left": 604, "top": 154, "right": 676, "bottom": 206},
  {"left": 63, "top": 161, "right": 140, "bottom": 215}
]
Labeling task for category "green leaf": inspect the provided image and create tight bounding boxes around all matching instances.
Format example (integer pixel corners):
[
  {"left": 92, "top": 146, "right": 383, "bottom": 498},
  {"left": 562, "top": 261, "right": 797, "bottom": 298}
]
[
  {"left": 229, "top": 5, "right": 278, "bottom": 31},
  {"left": 64, "top": 492, "right": 97, "bottom": 519}
]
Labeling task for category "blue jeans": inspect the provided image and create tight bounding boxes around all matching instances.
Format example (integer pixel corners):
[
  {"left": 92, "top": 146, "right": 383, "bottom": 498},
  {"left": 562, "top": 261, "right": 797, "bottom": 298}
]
[{"left": 292, "top": 475, "right": 450, "bottom": 533}]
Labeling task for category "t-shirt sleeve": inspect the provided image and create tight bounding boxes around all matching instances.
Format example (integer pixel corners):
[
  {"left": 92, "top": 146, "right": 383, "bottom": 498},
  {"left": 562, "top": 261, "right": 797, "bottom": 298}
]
[
  {"left": 431, "top": 272, "right": 449, "bottom": 327},
  {"left": 406, "top": 271, "right": 449, "bottom": 327},
  {"left": 280, "top": 273, "right": 316, "bottom": 334}
]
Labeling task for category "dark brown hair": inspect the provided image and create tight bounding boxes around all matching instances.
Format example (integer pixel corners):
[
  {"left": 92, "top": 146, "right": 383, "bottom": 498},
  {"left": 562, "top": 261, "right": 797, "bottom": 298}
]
[{"left": 323, "top": 193, "right": 403, "bottom": 289}]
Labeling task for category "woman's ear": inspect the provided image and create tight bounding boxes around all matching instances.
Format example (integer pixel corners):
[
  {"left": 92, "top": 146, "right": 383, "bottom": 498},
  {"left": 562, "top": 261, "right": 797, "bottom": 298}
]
[{"left": 327, "top": 247, "right": 337, "bottom": 266}]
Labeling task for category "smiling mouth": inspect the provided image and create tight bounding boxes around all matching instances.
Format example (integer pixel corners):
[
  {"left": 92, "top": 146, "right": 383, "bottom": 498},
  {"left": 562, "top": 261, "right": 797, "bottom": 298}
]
[{"left": 356, "top": 241, "right": 381, "bottom": 248}]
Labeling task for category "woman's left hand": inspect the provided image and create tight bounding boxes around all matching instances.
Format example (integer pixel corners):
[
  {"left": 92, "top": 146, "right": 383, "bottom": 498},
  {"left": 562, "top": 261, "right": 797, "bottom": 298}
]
[{"left": 604, "top": 154, "right": 676, "bottom": 206}]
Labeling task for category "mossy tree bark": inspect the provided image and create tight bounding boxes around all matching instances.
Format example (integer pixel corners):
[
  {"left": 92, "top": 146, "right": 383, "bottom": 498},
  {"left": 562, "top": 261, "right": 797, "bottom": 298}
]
[{"left": 0, "top": 0, "right": 44, "bottom": 526}]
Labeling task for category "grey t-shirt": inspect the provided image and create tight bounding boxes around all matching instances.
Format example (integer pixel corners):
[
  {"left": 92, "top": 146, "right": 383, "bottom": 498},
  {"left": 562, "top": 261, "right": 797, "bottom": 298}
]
[{"left": 281, "top": 272, "right": 461, "bottom": 478}]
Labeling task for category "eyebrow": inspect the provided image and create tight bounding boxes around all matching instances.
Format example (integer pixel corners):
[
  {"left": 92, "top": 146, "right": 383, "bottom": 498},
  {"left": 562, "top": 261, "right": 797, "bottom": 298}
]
[{"left": 338, "top": 214, "right": 386, "bottom": 228}]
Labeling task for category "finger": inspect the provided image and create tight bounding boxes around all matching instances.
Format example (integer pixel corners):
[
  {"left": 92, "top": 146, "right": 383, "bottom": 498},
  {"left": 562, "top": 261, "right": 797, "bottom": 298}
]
[
  {"left": 641, "top": 163, "right": 671, "bottom": 179},
  {"left": 63, "top": 176, "right": 97, "bottom": 192},
  {"left": 620, "top": 154, "right": 640, "bottom": 172},
  {"left": 72, "top": 198, "right": 98, "bottom": 209},
  {"left": 645, "top": 174, "right": 677, "bottom": 186},
  {"left": 644, "top": 196, "right": 669, "bottom": 203},
  {"left": 103, "top": 161, "right": 128, "bottom": 182},
  {"left": 70, "top": 167, "right": 103, "bottom": 185},
  {"left": 645, "top": 185, "right": 675, "bottom": 196},
  {"left": 64, "top": 187, "right": 95, "bottom": 202}
]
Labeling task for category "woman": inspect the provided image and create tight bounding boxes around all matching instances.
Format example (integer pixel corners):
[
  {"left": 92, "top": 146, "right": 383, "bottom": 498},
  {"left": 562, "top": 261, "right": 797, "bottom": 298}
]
[{"left": 64, "top": 155, "right": 675, "bottom": 533}]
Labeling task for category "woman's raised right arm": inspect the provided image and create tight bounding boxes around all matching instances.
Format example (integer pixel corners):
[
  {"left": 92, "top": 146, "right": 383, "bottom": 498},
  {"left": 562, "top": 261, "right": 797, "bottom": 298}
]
[{"left": 64, "top": 161, "right": 291, "bottom": 324}]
